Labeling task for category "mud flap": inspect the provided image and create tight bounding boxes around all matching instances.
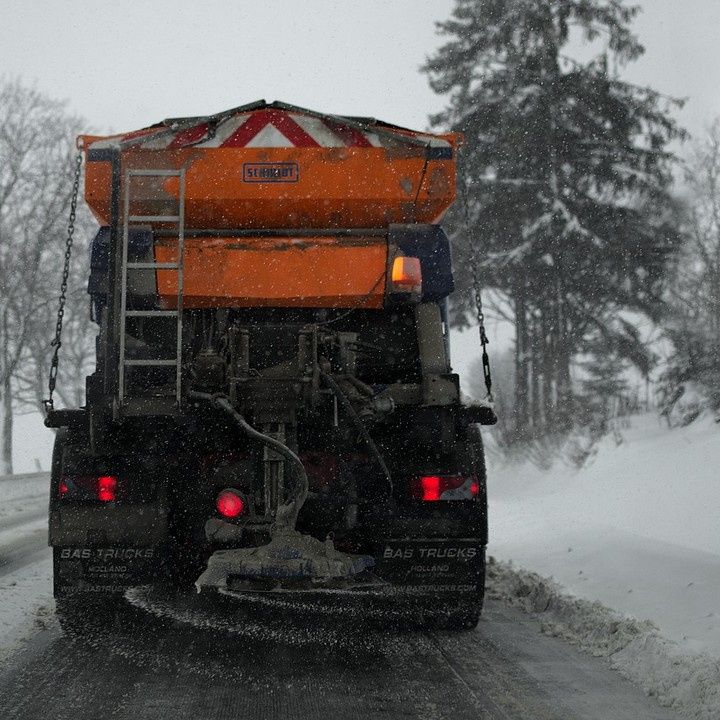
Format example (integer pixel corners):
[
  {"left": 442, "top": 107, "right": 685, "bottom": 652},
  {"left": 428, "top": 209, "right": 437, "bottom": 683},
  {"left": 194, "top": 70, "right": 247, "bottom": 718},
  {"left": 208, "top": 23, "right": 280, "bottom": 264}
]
[
  {"left": 53, "top": 546, "right": 160, "bottom": 597},
  {"left": 374, "top": 538, "right": 484, "bottom": 596}
]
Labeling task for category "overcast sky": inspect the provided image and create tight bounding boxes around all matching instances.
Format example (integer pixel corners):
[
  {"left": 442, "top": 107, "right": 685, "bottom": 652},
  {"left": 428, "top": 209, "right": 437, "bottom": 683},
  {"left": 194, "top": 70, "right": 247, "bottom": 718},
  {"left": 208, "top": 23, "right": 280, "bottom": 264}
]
[
  {"left": 2, "top": 0, "right": 719, "bottom": 141},
  {"left": 2, "top": 0, "right": 719, "bottom": 428}
]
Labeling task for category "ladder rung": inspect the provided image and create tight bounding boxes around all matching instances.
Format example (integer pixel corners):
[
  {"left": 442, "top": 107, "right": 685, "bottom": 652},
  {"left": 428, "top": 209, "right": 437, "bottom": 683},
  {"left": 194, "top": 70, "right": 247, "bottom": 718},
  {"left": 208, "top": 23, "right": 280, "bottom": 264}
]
[
  {"left": 126, "top": 262, "right": 179, "bottom": 270},
  {"left": 128, "top": 215, "right": 180, "bottom": 223},
  {"left": 127, "top": 169, "right": 183, "bottom": 177},
  {"left": 125, "top": 310, "right": 179, "bottom": 317},
  {"left": 124, "top": 359, "right": 178, "bottom": 367},
  {"left": 120, "top": 166, "right": 184, "bottom": 408}
]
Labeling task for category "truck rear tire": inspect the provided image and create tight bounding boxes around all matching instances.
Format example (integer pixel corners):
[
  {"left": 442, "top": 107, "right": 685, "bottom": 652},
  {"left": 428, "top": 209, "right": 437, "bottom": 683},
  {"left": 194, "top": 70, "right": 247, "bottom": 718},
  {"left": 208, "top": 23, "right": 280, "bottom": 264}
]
[
  {"left": 429, "top": 571, "right": 485, "bottom": 631},
  {"left": 440, "top": 424, "right": 488, "bottom": 631},
  {"left": 50, "top": 426, "right": 67, "bottom": 494},
  {"left": 421, "top": 596, "right": 482, "bottom": 632},
  {"left": 55, "top": 594, "right": 125, "bottom": 636},
  {"left": 445, "top": 593, "right": 484, "bottom": 631}
]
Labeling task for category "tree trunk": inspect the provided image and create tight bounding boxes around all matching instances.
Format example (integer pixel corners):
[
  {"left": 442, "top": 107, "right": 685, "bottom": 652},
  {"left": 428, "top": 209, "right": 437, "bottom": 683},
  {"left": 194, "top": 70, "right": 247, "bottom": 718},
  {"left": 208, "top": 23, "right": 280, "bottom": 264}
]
[
  {"left": 529, "top": 311, "right": 542, "bottom": 434},
  {"left": 555, "top": 339, "right": 573, "bottom": 432},
  {"left": 552, "top": 275, "right": 573, "bottom": 432},
  {"left": 541, "top": 306, "right": 555, "bottom": 428},
  {"left": 0, "top": 307, "right": 11, "bottom": 476},
  {"left": 0, "top": 378, "right": 12, "bottom": 476},
  {"left": 514, "top": 286, "right": 530, "bottom": 440}
]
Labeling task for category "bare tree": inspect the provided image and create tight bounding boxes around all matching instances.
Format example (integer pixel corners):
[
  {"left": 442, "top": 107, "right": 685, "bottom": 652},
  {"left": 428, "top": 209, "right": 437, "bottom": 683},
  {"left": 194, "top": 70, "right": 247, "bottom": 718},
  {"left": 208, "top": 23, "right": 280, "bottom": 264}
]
[
  {"left": 0, "top": 79, "right": 86, "bottom": 473},
  {"left": 16, "top": 270, "right": 96, "bottom": 414},
  {"left": 15, "top": 191, "right": 96, "bottom": 415},
  {"left": 683, "top": 122, "right": 720, "bottom": 341},
  {"left": 661, "top": 120, "right": 720, "bottom": 412}
]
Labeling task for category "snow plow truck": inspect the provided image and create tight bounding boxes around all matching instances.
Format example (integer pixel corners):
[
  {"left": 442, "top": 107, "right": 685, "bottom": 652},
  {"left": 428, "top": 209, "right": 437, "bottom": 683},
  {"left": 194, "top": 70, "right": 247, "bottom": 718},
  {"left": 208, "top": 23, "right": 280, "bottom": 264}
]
[{"left": 46, "top": 100, "right": 495, "bottom": 630}]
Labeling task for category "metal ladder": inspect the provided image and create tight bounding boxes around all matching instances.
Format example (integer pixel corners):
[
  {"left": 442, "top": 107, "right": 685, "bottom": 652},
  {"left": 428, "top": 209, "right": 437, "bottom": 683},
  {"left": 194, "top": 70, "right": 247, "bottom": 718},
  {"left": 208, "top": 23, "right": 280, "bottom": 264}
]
[{"left": 118, "top": 168, "right": 186, "bottom": 407}]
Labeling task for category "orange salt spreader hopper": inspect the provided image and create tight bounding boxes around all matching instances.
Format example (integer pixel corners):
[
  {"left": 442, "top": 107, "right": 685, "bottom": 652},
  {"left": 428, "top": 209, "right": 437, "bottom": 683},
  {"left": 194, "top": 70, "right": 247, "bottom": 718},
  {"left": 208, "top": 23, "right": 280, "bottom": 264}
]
[{"left": 79, "top": 100, "right": 460, "bottom": 309}]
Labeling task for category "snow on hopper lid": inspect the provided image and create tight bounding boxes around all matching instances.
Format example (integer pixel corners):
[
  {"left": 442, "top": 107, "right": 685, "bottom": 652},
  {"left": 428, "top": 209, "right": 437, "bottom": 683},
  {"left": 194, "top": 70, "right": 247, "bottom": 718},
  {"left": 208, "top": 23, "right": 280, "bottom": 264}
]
[{"left": 79, "top": 99, "right": 456, "bottom": 152}]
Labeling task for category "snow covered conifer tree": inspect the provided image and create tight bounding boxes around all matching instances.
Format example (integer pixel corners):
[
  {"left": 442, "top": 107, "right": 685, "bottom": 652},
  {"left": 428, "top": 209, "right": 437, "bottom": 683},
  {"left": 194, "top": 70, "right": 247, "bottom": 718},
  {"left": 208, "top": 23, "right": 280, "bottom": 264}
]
[{"left": 424, "top": 0, "right": 684, "bottom": 441}]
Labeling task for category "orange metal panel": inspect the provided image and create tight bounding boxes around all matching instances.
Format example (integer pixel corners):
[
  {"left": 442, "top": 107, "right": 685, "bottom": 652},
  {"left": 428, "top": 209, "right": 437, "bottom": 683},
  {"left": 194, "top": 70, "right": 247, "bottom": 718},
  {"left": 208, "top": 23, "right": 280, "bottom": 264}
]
[
  {"left": 154, "top": 236, "right": 388, "bottom": 309},
  {"left": 84, "top": 160, "right": 112, "bottom": 226},
  {"left": 83, "top": 146, "right": 457, "bottom": 229}
]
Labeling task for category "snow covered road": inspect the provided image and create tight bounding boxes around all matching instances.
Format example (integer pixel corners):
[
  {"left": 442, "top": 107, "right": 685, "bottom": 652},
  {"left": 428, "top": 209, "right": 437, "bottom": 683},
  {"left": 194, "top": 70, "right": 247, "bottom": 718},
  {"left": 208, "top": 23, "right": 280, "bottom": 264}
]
[
  {"left": 0, "top": 469, "right": 680, "bottom": 720},
  {"left": 0, "top": 593, "right": 680, "bottom": 720},
  {"left": 0, "top": 473, "right": 54, "bottom": 669}
]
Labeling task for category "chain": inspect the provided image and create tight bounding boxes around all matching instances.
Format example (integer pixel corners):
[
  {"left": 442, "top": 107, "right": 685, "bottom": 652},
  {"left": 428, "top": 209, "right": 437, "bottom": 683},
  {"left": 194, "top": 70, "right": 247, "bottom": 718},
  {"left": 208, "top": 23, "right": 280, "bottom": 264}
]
[
  {"left": 460, "top": 170, "right": 494, "bottom": 403},
  {"left": 44, "top": 152, "right": 82, "bottom": 415},
  {"left": 470, "top": 252, "right": 494, "bottom": 403}
]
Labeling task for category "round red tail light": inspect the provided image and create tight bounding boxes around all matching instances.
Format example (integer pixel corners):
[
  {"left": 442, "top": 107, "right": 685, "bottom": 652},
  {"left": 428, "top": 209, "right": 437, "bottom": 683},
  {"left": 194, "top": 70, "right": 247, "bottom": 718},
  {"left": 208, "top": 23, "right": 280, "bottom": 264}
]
[
  {"left": 96, "top": 475, "right": 118, "bottom": 502},
  {"left": 216, "top": 489, "right": 246, "bottom": 518}
]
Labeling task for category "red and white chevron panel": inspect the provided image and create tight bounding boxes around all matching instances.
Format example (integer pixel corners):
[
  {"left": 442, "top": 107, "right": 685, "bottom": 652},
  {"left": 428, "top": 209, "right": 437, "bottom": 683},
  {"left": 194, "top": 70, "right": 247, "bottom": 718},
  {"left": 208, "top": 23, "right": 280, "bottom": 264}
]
[{"left": 90, "top": 106, "right": 450, "bottom": 151}]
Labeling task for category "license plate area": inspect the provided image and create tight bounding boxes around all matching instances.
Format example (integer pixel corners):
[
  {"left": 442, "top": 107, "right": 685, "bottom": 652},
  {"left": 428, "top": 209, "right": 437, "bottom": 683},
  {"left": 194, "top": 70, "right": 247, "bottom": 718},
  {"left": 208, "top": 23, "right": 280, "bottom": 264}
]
[
  {"left": 375, "top": 538, "right": 482, "bottom": 593},
  {"left": 54, "top": 546, "right": 158, "bottom": 594}
]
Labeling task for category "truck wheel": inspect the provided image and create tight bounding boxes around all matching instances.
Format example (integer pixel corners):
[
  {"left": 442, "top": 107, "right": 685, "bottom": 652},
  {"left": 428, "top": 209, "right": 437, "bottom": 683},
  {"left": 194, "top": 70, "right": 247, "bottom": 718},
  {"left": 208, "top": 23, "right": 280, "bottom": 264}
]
[
  {"left": 50, "top": 426, "right": 67, "bottom": 491},
  {"left": 445, "top": 595, "right": 483, "bottom": 631},
  {"left": 427, "top": 570, "right": 485, "bottom": 631},
  {"left": 427, "top": 586, "right": 484, "bottom": 631},
  {"left": 55, "top": 594, "right": 125, "bottom": 636}
]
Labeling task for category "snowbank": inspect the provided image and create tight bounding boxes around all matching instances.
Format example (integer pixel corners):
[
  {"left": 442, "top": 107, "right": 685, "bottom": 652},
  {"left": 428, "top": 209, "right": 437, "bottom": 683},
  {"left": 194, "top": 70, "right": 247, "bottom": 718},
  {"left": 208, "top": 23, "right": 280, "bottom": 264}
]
[
  {"left": 487, "top": 559, "right": 720, "bottom": 720},
  {"left": 488, "top": 412, "right": 720, "bottom": 655},
  {"left": 486, "top": 412, "right": 720, "bottom": 718}
]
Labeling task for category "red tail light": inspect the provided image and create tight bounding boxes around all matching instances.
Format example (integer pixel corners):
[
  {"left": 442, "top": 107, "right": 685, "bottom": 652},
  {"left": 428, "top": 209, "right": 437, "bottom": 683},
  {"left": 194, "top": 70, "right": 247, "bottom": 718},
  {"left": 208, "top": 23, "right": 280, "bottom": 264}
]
[
  {"left": 410, "top": 475, "right": 479, "bottom": 502},
  {"left": 96, "top": 475, "right": 118, "bottom": 502},
  {"left": 58, "top": 475, "right": 118, "bottom": 501},
  {"left": 216, "top": 488, "right": 246, "bottom": 518}
]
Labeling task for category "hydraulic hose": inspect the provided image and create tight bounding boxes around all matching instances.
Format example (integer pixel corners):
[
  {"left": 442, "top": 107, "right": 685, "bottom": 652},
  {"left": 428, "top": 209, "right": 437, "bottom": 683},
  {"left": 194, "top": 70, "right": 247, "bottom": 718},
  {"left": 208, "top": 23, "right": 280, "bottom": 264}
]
[
  {"left": 188, "top": 391, "right": 308, "bottom": 532},
  {"left": 319, "top": 370, "right": 394, "bottom": 498}
]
